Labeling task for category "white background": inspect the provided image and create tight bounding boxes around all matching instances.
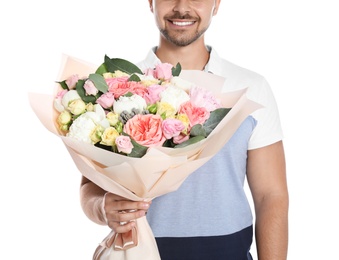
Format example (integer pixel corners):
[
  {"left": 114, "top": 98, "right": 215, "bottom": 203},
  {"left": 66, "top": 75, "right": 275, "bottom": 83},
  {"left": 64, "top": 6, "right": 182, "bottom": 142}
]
[{"left": 1, "top": 0, "right": 338, "bottom": 259}]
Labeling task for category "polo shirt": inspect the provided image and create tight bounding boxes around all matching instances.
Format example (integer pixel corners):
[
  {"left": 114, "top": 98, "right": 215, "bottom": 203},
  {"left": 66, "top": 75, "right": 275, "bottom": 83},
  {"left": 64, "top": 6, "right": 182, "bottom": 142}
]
[{"left": 137, "top": 46, "right": 283, "bottom": 259}]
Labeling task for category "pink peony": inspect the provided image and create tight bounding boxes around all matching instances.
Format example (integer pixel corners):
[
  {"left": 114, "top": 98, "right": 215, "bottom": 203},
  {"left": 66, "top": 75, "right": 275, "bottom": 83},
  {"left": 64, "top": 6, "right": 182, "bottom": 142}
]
[
  {"left": 106, "top": 76, "right": 129, "bottom": 90},
  {"left": 123, "top": 114, "right": 166, "bottom": 147},
  {"left": 108, "top": 81, "right": 147, "bottom": 99},
  {"left": 189, "top": 86, "right": 222, "bottom": 112}
]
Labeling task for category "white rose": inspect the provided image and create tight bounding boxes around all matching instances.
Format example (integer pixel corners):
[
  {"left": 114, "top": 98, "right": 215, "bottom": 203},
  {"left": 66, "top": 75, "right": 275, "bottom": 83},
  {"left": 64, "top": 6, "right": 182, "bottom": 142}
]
[
  {"left": 160, "top": 85, "right": 190, "bottom": 110},
  {"left": 170, "top": 76, "right": 195, "bottom": 92},
  {"left": 113, "top": 94, "right": 147, "bottom": 114},
  {"left": 61, "top": 90, "right": 81, "bottom": 109}
]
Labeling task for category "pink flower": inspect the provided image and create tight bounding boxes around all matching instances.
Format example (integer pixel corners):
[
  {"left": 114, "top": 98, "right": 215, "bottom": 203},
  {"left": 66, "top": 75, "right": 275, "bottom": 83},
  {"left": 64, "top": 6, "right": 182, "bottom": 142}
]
[
  {"left": 84, "top": 79, "right": 98, "bottom": 96},
  {"left": 106, "top": 76, "right": 129, "bottom": 87},
  {"left": 173, "top": 133, "right": 189, "bottom": 144},
  {"left": 179, "top": 101, "right": 210, "bottom": 127},
  {"left": 143, "top": 68, "right": 154, "bottom": 77},
  {"left": 56, "top": 89, "right": 68, "bottom": 100},
  {"left": 54, "top": 89, "right": 68, "bottom": 112},
  {"left": 65, "top": 74, "right": 79, "bottom": 89},
  {"left": 115, "top": 136, "right": 134, "bottom": 154},
  {"left": 143, "top": 84, "right": 166, "bottom": 104},
  {"left": 108, "top": 81, "right": 147, "bottom": 99},
  {"left": 162, "top": 118, "right": 185, "bottom": 139},
  {"left": 154, "top": 63, "right": 173, "bottom": 81},
  {"left": 189, "top": 86, "right": 222, "bottom": 112},
  {"left": 123, "top": 114, "right": 166, "bottom": 147},
  {"left": 96, "top": 92, "right": 115, "bottom": 109}
]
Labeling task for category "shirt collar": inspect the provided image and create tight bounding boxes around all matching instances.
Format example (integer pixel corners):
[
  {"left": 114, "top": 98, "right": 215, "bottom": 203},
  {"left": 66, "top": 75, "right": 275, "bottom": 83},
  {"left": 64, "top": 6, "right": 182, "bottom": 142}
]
[{"left": 140, "top": 45, "right": 224, "bottom": 76}]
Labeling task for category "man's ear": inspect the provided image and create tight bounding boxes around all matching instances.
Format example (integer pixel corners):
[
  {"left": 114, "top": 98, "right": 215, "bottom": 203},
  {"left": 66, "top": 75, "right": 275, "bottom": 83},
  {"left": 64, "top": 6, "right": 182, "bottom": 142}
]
[
  {"left": 149, "top": 0, "right": 154, "bottom": 12},
  {"left": 213, "top": 0, "right": 221, "bottom": 16}
]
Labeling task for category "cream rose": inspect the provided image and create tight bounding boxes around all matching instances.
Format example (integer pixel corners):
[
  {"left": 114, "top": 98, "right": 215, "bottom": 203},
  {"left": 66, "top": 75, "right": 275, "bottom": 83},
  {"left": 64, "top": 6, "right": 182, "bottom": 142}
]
[{"left": 100, "top": 127, "right": 120, "bottom": 146}]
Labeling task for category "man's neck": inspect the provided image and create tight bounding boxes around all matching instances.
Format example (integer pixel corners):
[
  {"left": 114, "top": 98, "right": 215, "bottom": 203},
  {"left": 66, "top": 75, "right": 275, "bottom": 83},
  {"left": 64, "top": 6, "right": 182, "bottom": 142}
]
[{"left": 155, "top": 39, "right": 210, "bottom": 70}]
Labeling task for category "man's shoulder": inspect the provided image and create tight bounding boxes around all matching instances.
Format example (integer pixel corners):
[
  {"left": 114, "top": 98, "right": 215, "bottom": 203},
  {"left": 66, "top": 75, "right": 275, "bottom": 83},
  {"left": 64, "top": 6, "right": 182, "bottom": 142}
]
[{"left": 208, "top": 47, "right": 265, "bottom": 83}]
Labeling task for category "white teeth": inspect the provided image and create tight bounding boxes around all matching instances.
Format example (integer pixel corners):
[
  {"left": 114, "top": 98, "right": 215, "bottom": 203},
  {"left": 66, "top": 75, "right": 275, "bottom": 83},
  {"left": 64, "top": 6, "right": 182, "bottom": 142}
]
[{"left": 172, "top": 21, "right": 194, "bottom": 26}]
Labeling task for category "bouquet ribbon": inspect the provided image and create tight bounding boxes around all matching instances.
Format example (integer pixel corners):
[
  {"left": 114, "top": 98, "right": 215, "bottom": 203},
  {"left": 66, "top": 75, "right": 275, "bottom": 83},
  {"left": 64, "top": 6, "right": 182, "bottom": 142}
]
[{"left": 28, "top": 55, "right": 263, "bottom": 260}]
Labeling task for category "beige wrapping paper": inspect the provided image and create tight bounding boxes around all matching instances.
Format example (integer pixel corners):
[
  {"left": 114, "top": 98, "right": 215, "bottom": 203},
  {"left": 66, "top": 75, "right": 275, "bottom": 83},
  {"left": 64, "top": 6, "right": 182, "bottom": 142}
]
[{"left": 28, "top": 55, "right": 263, "bottom": 260}]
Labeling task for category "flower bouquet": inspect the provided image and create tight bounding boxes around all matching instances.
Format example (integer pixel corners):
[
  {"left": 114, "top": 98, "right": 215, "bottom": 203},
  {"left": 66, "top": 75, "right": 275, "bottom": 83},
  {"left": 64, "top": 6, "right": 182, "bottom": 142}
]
[{"left": 28, "top": 54, "right": 262, "bottom": 260}]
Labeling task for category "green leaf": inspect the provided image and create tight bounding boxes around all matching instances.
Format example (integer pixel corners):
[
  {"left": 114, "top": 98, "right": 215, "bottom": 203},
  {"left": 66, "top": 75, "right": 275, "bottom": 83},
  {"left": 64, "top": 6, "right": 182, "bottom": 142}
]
[
  {"left": 56, "top": 80, "right": 69, "bottom": 90},
  {"left": 121, "top": 132, "right": 148, "bottom": 158},
  {"left": 95, "top": 63, "right": 108, "bottom": 75},
  {"left": 174, "top": 135, "right": 205, "bottom": 148},
  {"left": 128, "top": 74, "right": 141, "bottom": 82},
  {"left": 172, "top": 63, "right": 181, "bottom": 76},
  {"left": 104, "top": 55, "right": 143, "bottom": 75},
  {"left": 94, "top": 142, "right": 114, "bottom": 152},
  {"left": 89, "top": 73, "right": 108, "bottom": 93},
  {"left": 190, "top": 124, "right": 207, "bottom": 137},
  {"left": 76, "top": 79, "right": 97, "bottom": 103},
  {"left": 203, "top": 108, "right": 232, "bottom": 136},
  {"left": 127, "top": 139, "right": 148, "bottom": 158}
]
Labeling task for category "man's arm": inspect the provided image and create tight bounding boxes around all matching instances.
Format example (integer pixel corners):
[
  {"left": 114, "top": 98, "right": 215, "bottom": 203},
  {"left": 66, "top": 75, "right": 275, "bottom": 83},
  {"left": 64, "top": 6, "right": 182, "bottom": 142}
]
[
  {"left": 247, "top": 140, "right": 289, "bottom": 260},
  {"left": 80, "top": 176, "right": 107, "bottom": 225}
]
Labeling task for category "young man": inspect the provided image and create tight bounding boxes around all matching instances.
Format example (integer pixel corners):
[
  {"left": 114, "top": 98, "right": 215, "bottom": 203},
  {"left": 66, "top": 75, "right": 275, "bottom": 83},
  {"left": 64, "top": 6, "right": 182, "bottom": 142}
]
[{"left": 80, "top": 0, "right": 289, "bottom": 259}]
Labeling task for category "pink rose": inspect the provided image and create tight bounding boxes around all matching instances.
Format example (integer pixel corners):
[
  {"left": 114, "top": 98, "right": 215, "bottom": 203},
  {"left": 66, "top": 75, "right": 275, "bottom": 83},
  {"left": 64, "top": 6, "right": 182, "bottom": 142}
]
[
  {"left": 115, "top": 136, "right": 134, "bottom": 154},
  {"left": 143, "top": 84, "right": 166, "bottom": 104},
  {"left": 162, "top": 118, "right": 185, "bottom": 139},
  {"left": 179, "top": 101, "right": 210, "bottom": 127},
  {"left": 173, "top": 133, "right": 189, "bottom": 144},
  {"left": 123, "top": 114, "right": 166, "bottom": 147},
  {"left": 154, "top": 63, "right": 173, "bottom": 81},
  {"left": 143, "top": 68, "right": 155, "bottom": 77},
  {"left": 84, "top": 79, "right": 98, "bottom": 96},
  {"left": 65, "top": 74, "right": 79, "bottom": 89},
  {"left": 189, "top": 86, "right": 222, "bottom": 112},
  {"left": 96, "top": 92, "right": 115, "bottom": 109}
]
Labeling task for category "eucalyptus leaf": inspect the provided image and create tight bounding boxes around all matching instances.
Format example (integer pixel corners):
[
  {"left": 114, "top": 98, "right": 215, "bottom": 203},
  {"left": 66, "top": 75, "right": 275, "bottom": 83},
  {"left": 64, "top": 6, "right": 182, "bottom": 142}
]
[
  {"left": 203, "top": 108, "right": 232, "bottom": 136},
  {"left": 104, "top": 55, "right": 143, "bottom": 75},
  {"left": 172, "top": 62, "right": 181, "bottom": 76},
  {"left": 89, "top": 73, "right": 108, "bottom": 93},
  {"left": 190, "top": 124, "right": 207, "bottom": 137},
  {"left": 76, "top": 79, "right": 97, "bottom": 103},
  {"left": 128, "top": 139, "right": 148, "bottom": 158},
  {"left": 174, "top": 135, "right": 205, "bottom": 148}
]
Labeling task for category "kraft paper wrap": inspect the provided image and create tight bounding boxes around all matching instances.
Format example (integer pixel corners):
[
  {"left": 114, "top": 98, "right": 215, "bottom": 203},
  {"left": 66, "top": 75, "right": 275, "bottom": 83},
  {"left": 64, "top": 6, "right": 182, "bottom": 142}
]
[{"left": 28, "top": 55, "right": 263, "bottom": 260}]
